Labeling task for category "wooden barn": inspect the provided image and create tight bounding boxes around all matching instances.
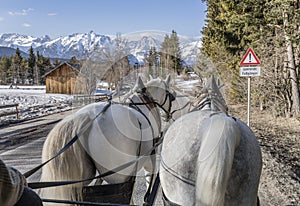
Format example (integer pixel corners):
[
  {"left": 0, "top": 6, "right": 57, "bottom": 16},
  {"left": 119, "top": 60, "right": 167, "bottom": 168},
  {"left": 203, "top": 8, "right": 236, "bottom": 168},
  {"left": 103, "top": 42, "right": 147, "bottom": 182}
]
[{"left": 44, "top": 62, "right": 86, "bottom": 94}]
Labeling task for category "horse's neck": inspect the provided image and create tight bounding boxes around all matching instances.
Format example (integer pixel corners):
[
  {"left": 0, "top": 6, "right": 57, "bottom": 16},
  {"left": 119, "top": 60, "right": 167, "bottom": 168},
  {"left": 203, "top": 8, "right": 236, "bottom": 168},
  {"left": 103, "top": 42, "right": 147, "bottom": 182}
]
[{"left": 127, "top": 94, "right": 162, "bottom": 130}]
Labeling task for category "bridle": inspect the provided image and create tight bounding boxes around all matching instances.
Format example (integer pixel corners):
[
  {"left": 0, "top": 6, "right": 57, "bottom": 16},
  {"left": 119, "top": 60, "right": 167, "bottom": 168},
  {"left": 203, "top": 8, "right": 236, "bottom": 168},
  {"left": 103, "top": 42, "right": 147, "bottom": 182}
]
[{"left": 147, "top": 81, "right": 176, "bottom": 121}]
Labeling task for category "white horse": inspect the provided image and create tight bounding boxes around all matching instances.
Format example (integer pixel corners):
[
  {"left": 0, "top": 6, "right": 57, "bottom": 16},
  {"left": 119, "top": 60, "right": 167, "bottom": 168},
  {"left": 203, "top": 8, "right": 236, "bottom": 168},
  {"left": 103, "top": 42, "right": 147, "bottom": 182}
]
[
  {"left": 160, "top": 76, "right": 262, "bottom": 206},
  {"left": 39, "top": 75, "right": 175, "bottom": 205}
]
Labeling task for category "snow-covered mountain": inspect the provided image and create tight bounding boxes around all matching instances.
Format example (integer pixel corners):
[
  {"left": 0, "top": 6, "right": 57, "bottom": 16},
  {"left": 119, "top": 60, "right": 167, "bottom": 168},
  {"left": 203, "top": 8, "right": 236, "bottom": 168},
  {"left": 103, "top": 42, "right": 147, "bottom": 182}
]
[{"left": 0, "top": 31, "right": 201, "bottom": 65}]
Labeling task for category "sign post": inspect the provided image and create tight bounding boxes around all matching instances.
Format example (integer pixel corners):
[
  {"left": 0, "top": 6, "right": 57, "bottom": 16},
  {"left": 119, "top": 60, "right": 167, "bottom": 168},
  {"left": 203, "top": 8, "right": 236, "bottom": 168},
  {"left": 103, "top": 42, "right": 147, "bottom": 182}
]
[{"left": 240, "top": 48, "right": 261, "bottom": 126}]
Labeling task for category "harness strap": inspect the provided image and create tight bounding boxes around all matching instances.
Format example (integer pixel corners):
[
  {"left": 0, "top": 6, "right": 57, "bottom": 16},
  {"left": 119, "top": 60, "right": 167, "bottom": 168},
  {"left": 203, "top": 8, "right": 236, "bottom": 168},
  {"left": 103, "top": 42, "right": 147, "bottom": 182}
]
[
  {"left": 160, "top": 159, "right": 195, "bottom": 187},
  {"left": 169, "top": 101, "right": 192, "bottom": 120},
  {"left": 23, "top": 101, "right": 112, "bottom": 178},
  {"left": 143, "top": 174, "right": 161, "bottom": 206},
  {"left": 128, "top": 98, "right": 155, "bottom": 139},
  {"left": 24, "top": 133, "right": 79, "bottom": 178},
  {"left": 42, "top": 198, "right": 138, "bottom": 206},
  {"left": 28, "top": 137, "right": 164, "bottom": 189},
  {"left": 143, "top": 149, "right": 156, "bottom": 204}
]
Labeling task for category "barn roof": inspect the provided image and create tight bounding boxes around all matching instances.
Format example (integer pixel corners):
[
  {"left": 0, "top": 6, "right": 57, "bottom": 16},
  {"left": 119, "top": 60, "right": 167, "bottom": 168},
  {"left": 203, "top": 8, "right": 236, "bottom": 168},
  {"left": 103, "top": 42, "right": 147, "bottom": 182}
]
[{"left": 43, "top": 62, "right": 81, "bottom": 77}]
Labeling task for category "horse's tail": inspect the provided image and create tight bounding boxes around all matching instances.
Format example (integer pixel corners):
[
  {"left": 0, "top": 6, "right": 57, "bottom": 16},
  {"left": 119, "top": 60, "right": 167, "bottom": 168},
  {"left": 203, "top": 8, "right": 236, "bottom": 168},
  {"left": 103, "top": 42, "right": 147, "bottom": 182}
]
[
  {"left": 195, "top": 115, "right": 240, "bottom": 206},
  {"left": 40, "top": 111, "right": 95, "bottom": 205}
]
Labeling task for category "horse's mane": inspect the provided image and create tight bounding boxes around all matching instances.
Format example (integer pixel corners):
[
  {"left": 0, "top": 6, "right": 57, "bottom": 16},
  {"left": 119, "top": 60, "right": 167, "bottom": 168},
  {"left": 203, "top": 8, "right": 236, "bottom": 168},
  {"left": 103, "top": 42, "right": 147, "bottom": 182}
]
[{"left": 194, "top": 76, "right": 228, "bottom": 113}]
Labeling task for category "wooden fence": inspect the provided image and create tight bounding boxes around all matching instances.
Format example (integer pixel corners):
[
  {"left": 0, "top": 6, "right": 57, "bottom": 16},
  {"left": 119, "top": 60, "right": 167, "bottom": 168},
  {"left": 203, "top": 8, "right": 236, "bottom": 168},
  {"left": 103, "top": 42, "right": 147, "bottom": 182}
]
[{"left": 0, "top": 104, "right": 19, "bottom": 119}]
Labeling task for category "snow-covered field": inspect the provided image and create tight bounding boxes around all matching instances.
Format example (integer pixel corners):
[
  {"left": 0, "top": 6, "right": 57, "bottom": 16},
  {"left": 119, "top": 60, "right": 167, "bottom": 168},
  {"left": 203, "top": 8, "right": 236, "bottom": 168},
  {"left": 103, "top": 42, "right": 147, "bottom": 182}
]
[{"left": 0, "top": 86, "right": 74, "bottom": 125}]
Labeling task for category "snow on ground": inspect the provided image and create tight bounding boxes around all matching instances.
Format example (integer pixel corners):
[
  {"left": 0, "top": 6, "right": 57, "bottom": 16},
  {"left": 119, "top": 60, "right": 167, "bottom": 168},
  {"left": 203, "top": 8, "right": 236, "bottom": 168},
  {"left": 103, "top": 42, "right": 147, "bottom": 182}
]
[
  {"left": 0, "top": 86, "right": 73, "bottom": 125},
  {"left": 174, "top": 75, "right": 202, "bottom": 96}
]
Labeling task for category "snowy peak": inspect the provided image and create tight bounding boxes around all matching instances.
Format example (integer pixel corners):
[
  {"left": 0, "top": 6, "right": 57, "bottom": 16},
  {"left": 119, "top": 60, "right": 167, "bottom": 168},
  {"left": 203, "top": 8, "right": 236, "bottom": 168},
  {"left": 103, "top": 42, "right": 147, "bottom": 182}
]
[
  {"left": 0, "top": 31, "right": 201, "bottom": 64},
  {"left": 38, "top": 31, "right": 112, "bottom": 58},
  {"left": 0, "top": 33, "right": 51, "bottom": 52}
]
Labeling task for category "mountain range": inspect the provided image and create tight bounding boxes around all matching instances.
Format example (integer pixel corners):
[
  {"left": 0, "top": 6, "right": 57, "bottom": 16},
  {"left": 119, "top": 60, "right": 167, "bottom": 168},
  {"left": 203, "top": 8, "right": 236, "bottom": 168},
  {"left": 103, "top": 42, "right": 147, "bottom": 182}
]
[{"left": 0, "top": 31, "right": 201, "bottom": 65}]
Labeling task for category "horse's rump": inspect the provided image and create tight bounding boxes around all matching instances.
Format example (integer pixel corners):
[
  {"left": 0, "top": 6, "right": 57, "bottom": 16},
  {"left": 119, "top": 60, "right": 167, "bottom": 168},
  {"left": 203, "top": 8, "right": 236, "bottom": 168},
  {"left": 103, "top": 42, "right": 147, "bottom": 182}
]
[{"left": 160, "top": 110, "right": 262, "bottom": 205}]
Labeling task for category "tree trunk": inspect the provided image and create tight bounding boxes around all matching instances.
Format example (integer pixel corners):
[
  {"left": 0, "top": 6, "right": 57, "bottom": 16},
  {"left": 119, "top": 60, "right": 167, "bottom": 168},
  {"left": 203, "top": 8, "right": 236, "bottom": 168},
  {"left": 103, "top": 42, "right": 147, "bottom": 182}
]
[
  {"left": 286, "top": 40, "right": 300, "bottom": 115},
  {"left": 284, "top": 12, "right": 300, "bottom": 116}
]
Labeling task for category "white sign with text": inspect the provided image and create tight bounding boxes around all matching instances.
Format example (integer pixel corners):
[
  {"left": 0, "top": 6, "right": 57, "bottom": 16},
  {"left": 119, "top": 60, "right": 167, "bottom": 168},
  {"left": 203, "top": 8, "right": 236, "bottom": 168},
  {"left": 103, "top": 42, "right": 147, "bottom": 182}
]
[{"left": 240, "top": 67, "right": 260, "bottom": 77}]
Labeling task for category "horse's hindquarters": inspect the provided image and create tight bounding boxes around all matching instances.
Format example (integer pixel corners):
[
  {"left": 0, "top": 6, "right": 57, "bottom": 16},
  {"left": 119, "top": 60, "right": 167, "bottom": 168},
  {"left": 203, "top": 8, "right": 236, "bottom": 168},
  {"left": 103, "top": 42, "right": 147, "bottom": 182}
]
[
  {"left": 225, "top": 119, "right": 262, "bottom": 206},
  {"left": 160, "top": 111, "right": 262, "bottom": 206},
  {"left": 160, "top": 111, "right": 210, "bottom": 205},
  {"left": 160, "top": 163, "right": 195, "bottom": 205},
  {"left": 80, "top": 104, "right": 158, "bottom": 184}
]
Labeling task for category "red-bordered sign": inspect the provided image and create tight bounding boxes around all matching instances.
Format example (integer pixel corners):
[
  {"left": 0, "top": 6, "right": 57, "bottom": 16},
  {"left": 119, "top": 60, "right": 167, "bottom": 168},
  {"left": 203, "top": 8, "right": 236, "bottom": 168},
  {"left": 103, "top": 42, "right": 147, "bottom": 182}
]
[{"left": 240, "top": 48, "right": 261, "bottom": 66}]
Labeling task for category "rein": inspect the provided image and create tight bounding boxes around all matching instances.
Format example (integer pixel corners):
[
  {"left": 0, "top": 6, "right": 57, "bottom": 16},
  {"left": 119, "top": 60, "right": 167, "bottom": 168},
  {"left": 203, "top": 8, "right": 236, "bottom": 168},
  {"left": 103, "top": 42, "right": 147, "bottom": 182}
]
[
  {"left": 169, "top": 100, "right": 192, "bottom": 121},
  {"left": 42, "top": 198, "right": 138, "bottom": 206},
  {"left": 28, "top": 136, "right": 164, "bottom": 189}
]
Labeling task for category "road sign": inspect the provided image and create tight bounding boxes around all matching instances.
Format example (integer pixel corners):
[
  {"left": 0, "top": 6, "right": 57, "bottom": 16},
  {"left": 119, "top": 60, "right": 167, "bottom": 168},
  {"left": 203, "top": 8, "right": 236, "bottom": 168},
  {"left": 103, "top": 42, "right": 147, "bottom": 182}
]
[
  {"left": 240, "top": 48, "right": 261, "bottom": 66},
  {"left": 240, "top": 67, "right": 261, "bottom": 77},
  {"left": 239, "top": 48, "right": 262, "bottom": 127}
]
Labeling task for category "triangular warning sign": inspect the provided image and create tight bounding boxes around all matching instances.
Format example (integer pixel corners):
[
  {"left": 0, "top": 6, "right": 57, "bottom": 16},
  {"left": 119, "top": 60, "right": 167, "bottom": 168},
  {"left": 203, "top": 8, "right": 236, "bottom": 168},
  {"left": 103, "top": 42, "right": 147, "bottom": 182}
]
[{"left": 240, "top": 48, "right": 261, "bottom": 66}]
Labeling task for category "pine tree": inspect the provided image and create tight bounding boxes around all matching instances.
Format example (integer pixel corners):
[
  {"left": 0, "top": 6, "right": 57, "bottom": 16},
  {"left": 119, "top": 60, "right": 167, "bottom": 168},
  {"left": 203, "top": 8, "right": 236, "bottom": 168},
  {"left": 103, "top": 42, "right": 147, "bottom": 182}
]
[
  {"left": 28, "top": 46, "right": 36, "bottom": 84},
  {"left": 160, "top": 34, "right": 170, "bottom": 69},
  {"left": 69, "top": 56, "right": 80, "bottom": 65},
  {"left": 0, "top": 56, "right": 11, "bottom": 84},
  {"left": 21, "top": 57, "right": 29, "bottom": 84},
  {"left": 160, "top": 30, "right": 182, "bottom": 75},
  {"left": 146, "top": 46, "right": 159, "bottom": 77},
  {"left": 35, "top": 51, "right": 52, "bottom": 85},
  {"left": 11, "top": 48, "right": 23, "bottom": 84},
  {"left": 53, "top": 58, "right": 61, "bottom": 67},
  {"left": 169, "top": 30, "right": 182, "bottom": 74}
]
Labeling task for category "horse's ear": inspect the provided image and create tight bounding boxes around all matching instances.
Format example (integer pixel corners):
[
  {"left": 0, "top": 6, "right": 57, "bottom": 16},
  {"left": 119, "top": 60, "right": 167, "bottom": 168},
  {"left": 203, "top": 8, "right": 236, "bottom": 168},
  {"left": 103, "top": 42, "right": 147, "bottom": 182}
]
[
  {"left": 165, "top": 74, "right": 171, "bottom": 85},
  {"left": 134, "top": 76, "right": 145, "bottom": 91}
]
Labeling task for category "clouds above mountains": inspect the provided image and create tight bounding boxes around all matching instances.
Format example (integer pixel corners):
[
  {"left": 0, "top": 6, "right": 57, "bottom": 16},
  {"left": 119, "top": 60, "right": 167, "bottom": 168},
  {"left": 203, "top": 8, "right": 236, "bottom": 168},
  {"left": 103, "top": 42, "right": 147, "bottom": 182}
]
[
  {"left": 8, "top": 8, "right": 34, "bottom": 16},
  {"left": 4, "top": 8, "right": 57, "bottom": 30},
  {"left": 22, "top": 23, "right": 31, "bottom": 28}
]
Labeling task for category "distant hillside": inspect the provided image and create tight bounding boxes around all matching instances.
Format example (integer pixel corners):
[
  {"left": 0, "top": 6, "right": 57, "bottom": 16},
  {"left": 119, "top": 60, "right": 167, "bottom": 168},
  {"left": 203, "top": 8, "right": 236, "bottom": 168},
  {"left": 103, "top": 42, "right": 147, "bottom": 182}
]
[
  {"left": 0, "top": 46, "right": 28, "bottom": 58},
  {"left": 0, "top": 46, "right": 70, "bottom": 63}
]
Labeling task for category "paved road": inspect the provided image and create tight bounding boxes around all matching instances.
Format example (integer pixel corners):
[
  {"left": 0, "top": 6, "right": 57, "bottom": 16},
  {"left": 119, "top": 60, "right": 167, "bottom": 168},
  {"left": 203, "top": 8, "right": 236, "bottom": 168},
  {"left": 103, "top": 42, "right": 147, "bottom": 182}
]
[
  {"left": 0, "top": 109, "right": 77, "bottom": 181},
  {"left": 0, "top": 109, "right": 78, "bottom": 141},
  {"left": 0, "top": 109, "right": 164, "bottom": 205}
]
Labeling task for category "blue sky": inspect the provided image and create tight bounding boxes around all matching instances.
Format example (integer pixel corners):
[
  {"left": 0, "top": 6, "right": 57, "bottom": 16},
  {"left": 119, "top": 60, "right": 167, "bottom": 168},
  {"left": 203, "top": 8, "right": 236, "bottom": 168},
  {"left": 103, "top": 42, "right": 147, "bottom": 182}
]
[{"left": 0, "top": 0, "right": 207, "bottom": 38}]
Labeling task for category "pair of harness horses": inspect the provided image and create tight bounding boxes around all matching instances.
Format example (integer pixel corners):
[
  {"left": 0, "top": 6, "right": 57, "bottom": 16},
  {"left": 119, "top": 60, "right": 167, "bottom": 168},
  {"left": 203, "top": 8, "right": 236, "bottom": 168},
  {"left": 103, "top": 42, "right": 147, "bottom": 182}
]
[{"left": 36, "top": 75, "right": 262, "bottom": 205}]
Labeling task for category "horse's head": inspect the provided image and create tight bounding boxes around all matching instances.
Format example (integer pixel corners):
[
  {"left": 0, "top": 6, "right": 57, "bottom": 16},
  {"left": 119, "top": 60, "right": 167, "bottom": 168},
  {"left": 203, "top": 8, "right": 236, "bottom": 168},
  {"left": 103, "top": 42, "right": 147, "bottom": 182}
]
[
  {"left": 131, "top": 75, "right": 176, "bottom": 119},
  {"left": 145, "top": 75, "right": 176, "bottom": 118}
]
